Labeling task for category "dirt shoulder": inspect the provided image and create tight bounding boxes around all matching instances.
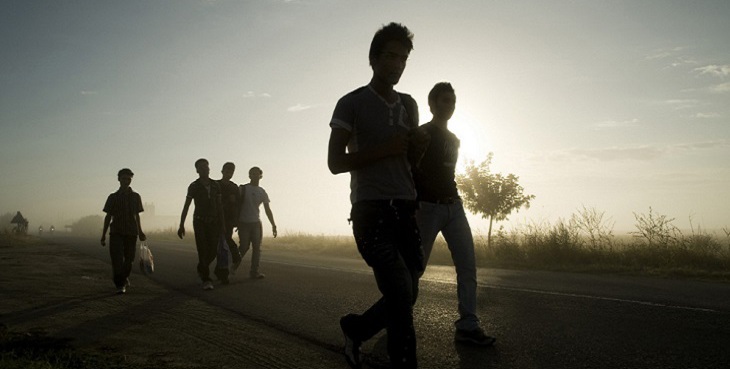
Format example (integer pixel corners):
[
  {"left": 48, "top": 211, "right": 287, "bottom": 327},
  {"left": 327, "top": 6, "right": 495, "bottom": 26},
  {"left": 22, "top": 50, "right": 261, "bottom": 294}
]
[{"left": 0, "top": 235, "right": 343, "bottom": 368}]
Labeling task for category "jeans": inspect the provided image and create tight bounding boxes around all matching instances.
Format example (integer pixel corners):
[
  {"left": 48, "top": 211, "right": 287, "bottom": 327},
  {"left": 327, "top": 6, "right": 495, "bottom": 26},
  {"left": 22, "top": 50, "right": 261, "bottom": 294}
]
[
  {"left": 109, "top": 234, "right": 136, "bottom": 288},
  {"left": 416, "top": 201, "right": 480, "bottom": 331},
  {"left": 193, "top": 219, "right": 220, "bottom": 282},
  {"left": 348, "top": 200, "right": 424, "bottom": 369},
  {"left": 237, "top": 221, "right": 263, "bottom": 275}
]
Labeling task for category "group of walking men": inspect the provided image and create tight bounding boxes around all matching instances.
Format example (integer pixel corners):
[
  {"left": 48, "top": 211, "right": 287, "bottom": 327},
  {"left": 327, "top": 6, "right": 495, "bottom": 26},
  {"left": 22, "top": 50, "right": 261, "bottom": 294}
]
[
  {"left": 100, "top": 162, "right": 277, "bottom": 294},
  {"left": 101, "top": 21, "right": 494, "bottom": 369},
  {"left": 328, "top": 22, "right": 495, "bottom": 369}
]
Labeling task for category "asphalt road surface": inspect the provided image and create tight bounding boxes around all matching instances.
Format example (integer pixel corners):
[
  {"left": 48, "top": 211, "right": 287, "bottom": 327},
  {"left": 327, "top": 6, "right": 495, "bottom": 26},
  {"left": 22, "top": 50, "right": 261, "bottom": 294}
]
[{"left": 58, "top": 235, "right": 730, "bottom": 368}]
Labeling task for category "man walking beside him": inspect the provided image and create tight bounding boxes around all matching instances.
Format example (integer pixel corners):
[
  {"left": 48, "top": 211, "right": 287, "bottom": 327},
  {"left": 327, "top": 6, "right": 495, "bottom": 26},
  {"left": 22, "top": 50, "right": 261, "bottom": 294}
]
[
  {"left": 101, "top": 168, "right": 146, "bottom": 295},
  {"left": 219, "top": 162, "right": 243, "bottom": 273},
  {"left": 236, "top": 166, "right": 277, "bottom": 279},
  {"left": 412, "top": 82, "right": 496, "bottom": 346},
  {"left": 177, "top": 158, "right": 226, "bottom": 290},
  {"left": 328, "top": 22, "right": 428, "bottom": 369}
]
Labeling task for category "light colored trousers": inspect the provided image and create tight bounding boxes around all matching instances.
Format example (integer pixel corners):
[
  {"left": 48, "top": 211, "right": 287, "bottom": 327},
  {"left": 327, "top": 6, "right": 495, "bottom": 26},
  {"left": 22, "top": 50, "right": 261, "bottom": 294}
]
[
  {"left": 416, "top": 201, "right": 480, "bottom": 331},
  {"left": 237, "top": 221, "right": 263, "bottom": 275}
]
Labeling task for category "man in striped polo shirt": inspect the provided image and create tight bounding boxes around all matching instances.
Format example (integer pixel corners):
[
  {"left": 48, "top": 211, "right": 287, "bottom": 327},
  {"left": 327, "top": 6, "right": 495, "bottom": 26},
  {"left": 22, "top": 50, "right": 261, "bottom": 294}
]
[{"left": 101, "top": 168, "right": 146, "bottom": 294}]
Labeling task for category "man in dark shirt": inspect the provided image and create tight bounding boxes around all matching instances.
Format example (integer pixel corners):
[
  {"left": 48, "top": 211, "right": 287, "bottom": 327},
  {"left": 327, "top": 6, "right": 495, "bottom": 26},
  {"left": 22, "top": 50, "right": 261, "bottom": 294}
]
[
  {"left": 101, "top": 168, "right": 146, "bottom": 294},
  {"left": 178, "top": 158, "right": 225, "bottom": 290},
  {"left": 412, "top": 82, "right": 496, "bottom": 346},
  {"left": 218, "top": 162, "right": 243, "bottom": 274}
]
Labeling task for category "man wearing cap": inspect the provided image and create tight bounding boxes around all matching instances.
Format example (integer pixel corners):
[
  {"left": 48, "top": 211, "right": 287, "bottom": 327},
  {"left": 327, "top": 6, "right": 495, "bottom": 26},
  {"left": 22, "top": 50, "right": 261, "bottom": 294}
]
[{"left": 101, "top": 168, "right": 146, "bottom": 294}]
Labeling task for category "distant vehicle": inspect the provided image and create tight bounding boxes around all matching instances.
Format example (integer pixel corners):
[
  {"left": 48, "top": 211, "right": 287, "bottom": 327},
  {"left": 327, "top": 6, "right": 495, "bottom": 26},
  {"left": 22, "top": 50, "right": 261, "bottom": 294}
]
[
  {"left": 50, "top": 225, "right": 55, "bottom": 235},
  {"left": 38, "top": 226, "right": 43, "bottom": 235}
]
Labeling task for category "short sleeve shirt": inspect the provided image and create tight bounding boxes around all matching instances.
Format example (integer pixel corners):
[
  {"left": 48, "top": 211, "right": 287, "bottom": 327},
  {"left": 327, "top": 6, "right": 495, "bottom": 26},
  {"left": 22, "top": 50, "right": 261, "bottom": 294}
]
[
  {"left": 330, "top": 86, "right": 418, "bottom": 203},
  {"left": 103, "top": 188, "right": 144, "bottom": 236},
  {"left": 238, "top": 184, "right": 270, "bottom": 223},
  {"left": 186, "top": 179, "right": 222, "bottom": 220},
  {"left": 412, "top": 122, "right": 461, "bottom": 201},
  {"left": 218, "top": 179, "right": 240, "bottom": 223}
]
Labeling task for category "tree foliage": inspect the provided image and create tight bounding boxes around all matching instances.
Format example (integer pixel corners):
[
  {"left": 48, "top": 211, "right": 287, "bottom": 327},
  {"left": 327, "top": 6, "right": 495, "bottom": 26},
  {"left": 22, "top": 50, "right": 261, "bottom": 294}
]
[{"left": 456, "top": 153, "right": 535, "bottom": 246}]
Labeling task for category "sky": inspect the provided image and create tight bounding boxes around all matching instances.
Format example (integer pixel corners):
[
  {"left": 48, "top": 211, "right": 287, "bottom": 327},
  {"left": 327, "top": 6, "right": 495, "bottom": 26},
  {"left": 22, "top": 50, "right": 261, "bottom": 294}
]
[{"left": 1, "top": 0, "right": 729, "bottom": 236}]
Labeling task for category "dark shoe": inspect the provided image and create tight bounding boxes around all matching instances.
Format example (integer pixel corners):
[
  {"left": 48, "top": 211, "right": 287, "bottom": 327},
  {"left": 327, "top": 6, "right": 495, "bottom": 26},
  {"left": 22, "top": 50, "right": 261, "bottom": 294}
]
[
  {"left": 250, "top": 272, "right": 265, "bottom": 280},
  {"left": 340, "top": 315, "right": 362, "bottom": 369},
  {"left": 116, "top": 286, "right": 126, "bottom": 295},
  {"left": 455, "top": 327, "right": 496, "bottom": 346}
]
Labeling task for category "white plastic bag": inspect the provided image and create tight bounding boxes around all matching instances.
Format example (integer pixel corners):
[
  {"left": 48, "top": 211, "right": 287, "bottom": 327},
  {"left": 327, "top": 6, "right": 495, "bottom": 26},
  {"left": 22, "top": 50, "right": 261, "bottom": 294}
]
[{"left": 139, "top": 241, "right": 155, "bottom": 275}]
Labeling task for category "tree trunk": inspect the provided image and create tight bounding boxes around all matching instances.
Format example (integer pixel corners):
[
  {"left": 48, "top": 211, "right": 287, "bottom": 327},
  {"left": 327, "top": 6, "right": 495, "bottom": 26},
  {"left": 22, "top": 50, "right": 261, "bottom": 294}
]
[{"left": 487, "top": 216, "right": 494, "bottom": 248}]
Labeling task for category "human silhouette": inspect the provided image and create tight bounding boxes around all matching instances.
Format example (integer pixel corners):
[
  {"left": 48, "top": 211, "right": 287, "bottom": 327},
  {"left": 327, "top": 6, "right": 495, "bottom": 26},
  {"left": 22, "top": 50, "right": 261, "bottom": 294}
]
[
  {"left": 328, "top": 22, "right": 428, "bottom": 369},
  {"left": 177, "top": 158, "right": 225, "bottom": 290},
  {"left": 235, "top": 166, "right": 277, "bottom": 279},
  {"left": 413, "top": 82, "right": 496, "bottom": 346},
  {"left": 101, "top": 168, "right": 146, "bottom": 294}
]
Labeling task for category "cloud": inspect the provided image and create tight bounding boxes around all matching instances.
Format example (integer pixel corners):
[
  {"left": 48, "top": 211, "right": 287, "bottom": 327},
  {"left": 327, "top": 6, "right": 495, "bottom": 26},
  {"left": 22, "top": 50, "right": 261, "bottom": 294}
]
[
  {"left": 287, "top": 103, "right": 313, "bottom": 112},
  {"left": 661, "top": 99, "right": 702, "bottom": 110},
  {"left": 709, "top": 82, "right": 730, "bottom": 93},
  {"left": 645, "top": 47, "right": 684, "bottom": 60},
  {"left": 694, "top": 112, "right": 720, "bottom": 119},
  {"left": 694, "top": 64, "right": 730, "bottom": 78},
  {"left": 80, "top": 90, "right": 98, "bottom": 95},
  {"left": 554, "top": 140, "right": 728, "bottom": 162},
  {"left": 242, "top": 91, "right": 272, "bottom": 98},
  {"left": 592, "top": 118, "right": 639, "bottom": 130}
]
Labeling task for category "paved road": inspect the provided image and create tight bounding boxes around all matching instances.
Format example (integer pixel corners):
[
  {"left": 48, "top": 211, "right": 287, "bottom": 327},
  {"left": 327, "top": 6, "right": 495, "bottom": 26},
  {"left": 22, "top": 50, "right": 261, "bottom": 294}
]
[{"left": 61, "top": 235, "right": 730, "bottom": 368}]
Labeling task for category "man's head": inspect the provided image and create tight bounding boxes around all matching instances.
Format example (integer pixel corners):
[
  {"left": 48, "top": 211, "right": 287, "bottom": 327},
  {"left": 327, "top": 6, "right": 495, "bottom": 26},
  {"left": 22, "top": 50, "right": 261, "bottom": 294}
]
[
  {"left": 117, "top": 168, "right": 134, "bottom": 188},
  {"left": 428, "top": 82, "right": 456, "bottom": 122},
  {"left": 221, "top": 162, "right": 235, "bottom": 180},
  {"left": 369, "top": 23, "right": 413, "bottom": 86},
  {"left": 195, "top": 158, "right": 210, "bottom": 178},
  {"left": 248, "top": 166, "right": 263, "bottom": 182}
]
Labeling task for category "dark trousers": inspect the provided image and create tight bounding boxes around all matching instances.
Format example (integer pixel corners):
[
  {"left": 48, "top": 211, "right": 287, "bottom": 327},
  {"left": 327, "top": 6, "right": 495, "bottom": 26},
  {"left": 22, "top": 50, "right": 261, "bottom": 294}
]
[
  {"left": 193, "top": 219, "right": 221, "bottom": 282},
  {"left": 109, "top": 234, "right": 137, "bottom": 288},
  {"left": 348, "top": 200, "right": 424, "bottom": 369}
]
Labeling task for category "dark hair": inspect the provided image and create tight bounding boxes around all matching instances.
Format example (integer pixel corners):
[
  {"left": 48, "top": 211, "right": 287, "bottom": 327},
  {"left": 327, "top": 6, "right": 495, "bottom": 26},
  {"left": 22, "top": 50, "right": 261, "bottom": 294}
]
[
  {"left": 369, "top": 22, "right": 414, "bottom": 65},
  {"left": 249, "top": 166, "right": 262, "bottom": 176},
  {"left": 428, "top": 82, "right": 455, "bottom": 105},
  {"left": 117, "top": 168, "right": 134, "bottom": 177},
  {"left": 194, "top": 158, "right": 208, "bottom": 169},
  {"left": 222, "top": 162, "right": 235, "bottom": 171}
]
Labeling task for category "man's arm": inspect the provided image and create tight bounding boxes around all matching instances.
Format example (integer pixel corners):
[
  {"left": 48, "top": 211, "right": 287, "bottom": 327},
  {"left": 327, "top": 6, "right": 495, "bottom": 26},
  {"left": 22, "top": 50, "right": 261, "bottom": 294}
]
[
  {"left": 100, "top": 214, "right": 111, "bottom": 246},
  {"left": 327, "top": 127, "right": 408, "bottom": 174},
  {"left": 177, "top": 197, "right": 192, "bottom": 239},
  {"left": 263, "top": 203, "right": 277, "bottom": 238},
  {"left": 135, "top": 213, "right": 146, "bottom": 242}
]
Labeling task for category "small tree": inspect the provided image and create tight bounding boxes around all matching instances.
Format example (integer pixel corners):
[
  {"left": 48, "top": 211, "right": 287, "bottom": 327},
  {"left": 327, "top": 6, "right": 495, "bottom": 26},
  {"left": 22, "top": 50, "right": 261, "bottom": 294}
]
[{"left": 456, "top": 153, "right": 535, "bottom": 247}]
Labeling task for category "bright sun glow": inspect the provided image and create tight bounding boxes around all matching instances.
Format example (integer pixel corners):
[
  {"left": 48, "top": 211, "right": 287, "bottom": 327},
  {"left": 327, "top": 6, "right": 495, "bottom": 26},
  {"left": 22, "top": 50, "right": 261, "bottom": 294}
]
[{"left": 449, "top": 111, "right": 492, "bottom": 173}]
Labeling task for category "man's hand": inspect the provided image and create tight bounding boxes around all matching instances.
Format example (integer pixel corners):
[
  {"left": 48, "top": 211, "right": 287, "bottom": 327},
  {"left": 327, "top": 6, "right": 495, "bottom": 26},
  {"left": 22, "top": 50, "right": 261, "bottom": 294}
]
[
  {"left": 139, "top": 232, "right": 147, "bottom": 242},
  {"left": 177, "top": 226, "right": 185, "bottom": 239},
  {"left": 272, "top": 225, "right": 278, "bottom": 238},
  {"left": 100, "top": 235, "right": 106, "bottom": 247}
]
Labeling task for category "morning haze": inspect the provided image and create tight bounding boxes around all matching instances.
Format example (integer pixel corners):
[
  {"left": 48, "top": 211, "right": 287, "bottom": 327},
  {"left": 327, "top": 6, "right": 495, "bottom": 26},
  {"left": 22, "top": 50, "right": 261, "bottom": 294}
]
[{"left": 1, "top": 1, "right": 729, "bottom": 236}]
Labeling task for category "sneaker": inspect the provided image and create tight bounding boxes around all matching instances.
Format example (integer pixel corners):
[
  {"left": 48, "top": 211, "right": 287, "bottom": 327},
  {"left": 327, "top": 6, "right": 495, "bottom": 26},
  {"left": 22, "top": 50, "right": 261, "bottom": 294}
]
[
  {"left": 250, "top": 272, "right": 265, "bottom": 280},
  {"left": 340, "top": 315, "right": 362, "bottom": 369},
  {"left": 202, "top": 281, "right": 215, "bottom": 290},
  {"left": 116, "top": 286, "right": 126, "bottom": 295},
  {"left": 455, "top": 327, "right": 496, "bottom": 346}
]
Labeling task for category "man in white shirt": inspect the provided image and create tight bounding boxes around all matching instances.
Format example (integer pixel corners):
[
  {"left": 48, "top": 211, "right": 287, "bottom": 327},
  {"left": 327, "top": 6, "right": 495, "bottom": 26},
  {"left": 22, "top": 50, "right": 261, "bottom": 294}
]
[{"left": 236, "top": 166, "right": 277, "bottom": 279}]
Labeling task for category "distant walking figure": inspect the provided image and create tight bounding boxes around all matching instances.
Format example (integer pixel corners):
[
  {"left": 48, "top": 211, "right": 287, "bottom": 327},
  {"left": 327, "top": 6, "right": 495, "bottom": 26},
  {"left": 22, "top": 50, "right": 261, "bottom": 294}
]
[
  {"left": 413, "top": 82, "right": 496, "bottom": 346},
  {"left": 218, "top": 162, "right": 243, "bottom": 274},
  {"left": 177, "top": 158, "right": 225, "bottom": 290},
  {"left": 328, "top": 22, "right": 428, "bottom": 369},
  {"left": 101, "top": 168, "right": 146, "bottom": 295},
  {"left": 236, "top": 166, "right": 277, "bottom": 279}
]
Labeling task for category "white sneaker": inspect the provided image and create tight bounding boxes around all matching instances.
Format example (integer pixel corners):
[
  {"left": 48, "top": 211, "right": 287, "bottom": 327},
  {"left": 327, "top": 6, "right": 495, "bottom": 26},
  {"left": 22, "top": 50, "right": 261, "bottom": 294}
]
[{"left": 202, "top": 281, "right": 214, "bottom": 290}]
